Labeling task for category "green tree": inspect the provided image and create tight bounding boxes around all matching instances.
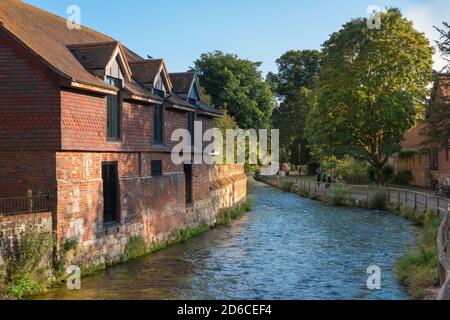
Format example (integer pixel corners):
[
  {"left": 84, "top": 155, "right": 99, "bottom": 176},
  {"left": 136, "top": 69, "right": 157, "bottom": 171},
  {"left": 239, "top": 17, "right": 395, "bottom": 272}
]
[
  {"left": 193, "top": 51, "right": 276, "bottom": 129},
  {"left": 267, "top": 50, "right": 321, "bottom": 165},
  {"left": 305, "top": 9, "right": 434, "bottom": 184}
]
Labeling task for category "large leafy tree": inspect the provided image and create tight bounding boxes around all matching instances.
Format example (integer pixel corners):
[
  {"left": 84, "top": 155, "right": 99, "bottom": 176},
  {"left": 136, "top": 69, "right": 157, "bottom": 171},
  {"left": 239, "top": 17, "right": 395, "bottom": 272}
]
[
  {"left": 193, "top": 51, "right": 276, "bottom": 129},
  {"left": 267, "top": 50, "right": 321, "bottom": 165},
  {"left": 305, "top": 9, "right": 434, "bottom": 183}
]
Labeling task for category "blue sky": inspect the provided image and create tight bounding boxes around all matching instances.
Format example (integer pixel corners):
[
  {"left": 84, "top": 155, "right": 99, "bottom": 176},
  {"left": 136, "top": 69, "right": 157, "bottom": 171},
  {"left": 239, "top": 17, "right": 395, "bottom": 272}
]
[{"left": 24, "top": 0, "right": 449, "bottom": 75}]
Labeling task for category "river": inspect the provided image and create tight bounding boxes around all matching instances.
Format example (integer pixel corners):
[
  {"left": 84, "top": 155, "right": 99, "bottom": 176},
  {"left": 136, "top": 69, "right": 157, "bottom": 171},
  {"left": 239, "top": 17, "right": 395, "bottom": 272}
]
[{"left": 35, "top": 178, "right": 420, "bottom": 300}]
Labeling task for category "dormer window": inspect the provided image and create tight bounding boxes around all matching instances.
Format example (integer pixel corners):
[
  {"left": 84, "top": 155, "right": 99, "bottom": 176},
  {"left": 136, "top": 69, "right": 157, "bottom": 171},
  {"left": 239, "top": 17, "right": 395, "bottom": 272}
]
[
  {"left": 188, "top": 83, "right": 200, "bottom": 105},
  {"left": 153, "top": 73, "right": 167, "bottom": 98}
]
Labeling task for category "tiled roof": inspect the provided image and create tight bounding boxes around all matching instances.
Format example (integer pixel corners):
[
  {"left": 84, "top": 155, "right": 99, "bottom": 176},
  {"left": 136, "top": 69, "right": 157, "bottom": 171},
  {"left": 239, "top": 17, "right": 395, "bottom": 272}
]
[
  {"left": 170, "top": 72, "right": 196, "bottom": 94},
  {"left": 129, "top": 59, "right": 164, "bottom": 88},
  {"left": 0, "top": 0, "right": 157, "bottom": 100},
  {"left": 67, "top": 42, "right": 119, "bottom": 72}
]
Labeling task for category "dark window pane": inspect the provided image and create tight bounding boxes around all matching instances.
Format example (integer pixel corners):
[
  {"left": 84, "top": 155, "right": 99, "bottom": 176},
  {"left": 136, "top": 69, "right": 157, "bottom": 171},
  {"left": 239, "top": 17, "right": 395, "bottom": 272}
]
[
  {"left": 151, "top": 160, "right": 163, "bottom": 176},
  {"left": 188, "top": 112, "right": 195, "bottom": 146},
  {"left": 154, "top": 105, "right": 164, "bottom": 144},
  {"left": 106, "top": 77, "right": 122, "bottom": 140},
  {"left": 107, "top": 95, "right": 120, "bottom": 140},
  {"left": 102, "top": 162, "right": 119, "bottom": 224}
]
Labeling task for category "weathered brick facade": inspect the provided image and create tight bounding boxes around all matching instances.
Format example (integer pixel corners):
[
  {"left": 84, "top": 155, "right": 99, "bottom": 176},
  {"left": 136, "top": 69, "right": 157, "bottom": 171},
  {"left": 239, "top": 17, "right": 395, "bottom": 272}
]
[{"left": 0, "top": 2, "right": 247, "bottom": 270}]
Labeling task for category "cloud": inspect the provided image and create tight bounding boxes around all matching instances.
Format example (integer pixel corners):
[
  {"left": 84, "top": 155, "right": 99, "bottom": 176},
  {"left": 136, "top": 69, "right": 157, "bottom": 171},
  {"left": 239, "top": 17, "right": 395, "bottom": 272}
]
[{"left": 404, "top": 0, "right": 450, "bottom": 72}]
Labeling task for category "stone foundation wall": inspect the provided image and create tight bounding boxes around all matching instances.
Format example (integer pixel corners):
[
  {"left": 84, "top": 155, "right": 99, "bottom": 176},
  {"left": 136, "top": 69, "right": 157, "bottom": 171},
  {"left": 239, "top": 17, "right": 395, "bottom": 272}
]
[
  {"left": 0, "top": 211, "right": 52, "bottom": 266},
  {"left": 55, "top": 151, "right": 247, "bottom": 268}
]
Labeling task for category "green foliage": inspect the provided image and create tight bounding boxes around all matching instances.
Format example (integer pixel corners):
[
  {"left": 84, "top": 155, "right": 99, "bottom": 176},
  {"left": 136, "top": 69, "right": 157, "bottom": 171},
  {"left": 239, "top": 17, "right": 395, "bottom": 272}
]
[
  {"left": 281, "top": 181, "right": 295, "bottom": 193},
  {"left": 6, "top": 274, "right": 48, "bottom": 300},
  {"left": 306, "top": 9, "right": 434, "bottom": 184},
  {"left": 2, "top": 229, "right": 53, "bottom": 299},
  {"left": 321, "top": 156, "right": 370, "bottom": 184},
  {"left": 218, "top": 198, "right": 253, "bottom": 225},
  {"left": 194, "top": 51, "right": 276, "bottom": 129},
  {"left": 122, "top": 236, "right": 148, "bottom": 263},
  {"left": 54, "top": 238, "right": 79, "bottom": 278},
  {"left": 395, "top": 218, "right": 440, "bottom": 299},
  {"left": 267, "top": 50, "right": 321, "bottom": 165},
  {"left": 399, "top": 149, "right": 419, "bottom": 160},
  {"left": 382, "top": 164, "right": 395, "bottom": 183},
  {"left": 327, "top": 183, "right": 352, "bottom": 206},
  {"left": 391, "top": 170, "right": 413, "bottom": 186},
  {"left": 173, "top": 225, "right": 211, "bottom": 244},
  {"left": 369, "top": 189, "right": 388, "bottom": 210}
]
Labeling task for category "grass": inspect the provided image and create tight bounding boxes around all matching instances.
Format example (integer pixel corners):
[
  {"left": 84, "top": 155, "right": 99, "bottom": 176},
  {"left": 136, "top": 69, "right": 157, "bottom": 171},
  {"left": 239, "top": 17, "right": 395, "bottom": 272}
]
[
  {"left": 217, "top": 198, "right": 253, "bottom": 226},
  {"left": 395, "top": 217, "right": 441, "bottom": 299}
]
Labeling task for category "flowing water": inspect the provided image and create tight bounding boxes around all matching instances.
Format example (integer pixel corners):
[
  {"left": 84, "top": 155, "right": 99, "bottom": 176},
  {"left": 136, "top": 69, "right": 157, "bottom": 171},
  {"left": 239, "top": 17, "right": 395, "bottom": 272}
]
[{"left": 36, "top": 178, "right": 420, "bottom": 300}]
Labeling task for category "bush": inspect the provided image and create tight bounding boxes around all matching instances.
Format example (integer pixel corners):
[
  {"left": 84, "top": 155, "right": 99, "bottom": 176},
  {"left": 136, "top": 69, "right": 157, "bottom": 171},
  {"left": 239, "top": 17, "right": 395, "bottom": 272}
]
[
  {"left": 382, "top": 164, "right": 395, "bottom": 183},
  {"left": 391, "top": 170, "right": 413, "bottom": 186},
  {"left": 321, "top": 156, "right": 370, "bottom": 184},
  {"left": 399, "top": 149, "right": 418, "bottom": 160},
  {"left": 2, "top": 228, "right": 53, "bottom": 299},
  {"left": 281, "top": 181, "right": 295, "bottom": 192},
  {"left": 327, "top": 183, "right": 352, "bottom": 206},
  {"left": 395, "top": 218, "right": 440, "bottom": 299},
  {"left": 369, "top": 189, "right": 388, "bottom": 210}
]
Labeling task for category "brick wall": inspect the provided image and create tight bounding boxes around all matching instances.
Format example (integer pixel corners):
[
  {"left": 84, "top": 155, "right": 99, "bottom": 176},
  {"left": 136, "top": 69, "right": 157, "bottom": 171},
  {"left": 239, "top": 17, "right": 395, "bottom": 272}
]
[
  {"left": 0, "top": 29, "right": 60, "bottom": 152},
  {"left": 0, "top": 152, "right": 56, "bottom": 199},
  {"left": 60, "top": 89, "right": 214, "bottom": 154},
  {"left": 55, "top": 151, "right": 246, "bottom": 268}
]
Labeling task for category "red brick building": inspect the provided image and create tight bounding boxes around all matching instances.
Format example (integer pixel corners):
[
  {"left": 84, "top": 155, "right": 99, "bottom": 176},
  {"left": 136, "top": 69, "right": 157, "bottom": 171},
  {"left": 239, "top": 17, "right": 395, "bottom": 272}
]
[
  {"left": 0, "top": 1, "right": 247, "bottom": 267},
  {"left": 391, "top": 74, "right": 450, "bottom": 188}
]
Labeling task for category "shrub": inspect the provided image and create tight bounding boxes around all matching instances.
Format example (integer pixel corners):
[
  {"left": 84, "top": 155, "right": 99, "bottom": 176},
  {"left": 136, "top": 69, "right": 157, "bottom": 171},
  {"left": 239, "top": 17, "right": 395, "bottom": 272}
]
[
  {"left": 382, "top": 164, "right": 395, "bottom": 183},
  {"left": 281, "top": 181, "right": 295, "bottom": 193},
  {"left": 327, "top": 183, "right": 352, "bottom": 206},
  {"left": 399, "top": 149, "right": 418, "bottom": 160},
  {"left": 2, "top": 228, "right": 53, "bottom": 299},
  {"left": 395, "top": 218, "right": 440, "bottom": 299},
  {"left": 391, "top": 170, "right": 413, "bottom": 186},
  {"left": 321, "top": 156, "right": 370, "bottom": 184},
  {"left": 298, "top": 189, "right": 311, "bottom": 198},
  {"left": 54, "top": 238, "right": 79, "bottom": 278},
  {"left": 369, "top": 189, "right": 388, "bottom": 210}
]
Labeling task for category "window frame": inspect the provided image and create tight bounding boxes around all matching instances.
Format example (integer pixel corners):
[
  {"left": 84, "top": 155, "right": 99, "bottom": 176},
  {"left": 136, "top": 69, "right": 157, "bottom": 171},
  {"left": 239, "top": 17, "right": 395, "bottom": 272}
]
[
  {"left": 106, "top": 76, "right": 123, "bottom": 142},
  {"left": 154, "top": 104, "right": 165, "bottom": 145},
  {"left": 102, "top": 161, "right": 120, "bottom": 226},
  {"left": 188, "top": 111, "right": 195, "bottom": 147},
  {"left": 151, "top": 160, "right": 163, "bottom": 177}
]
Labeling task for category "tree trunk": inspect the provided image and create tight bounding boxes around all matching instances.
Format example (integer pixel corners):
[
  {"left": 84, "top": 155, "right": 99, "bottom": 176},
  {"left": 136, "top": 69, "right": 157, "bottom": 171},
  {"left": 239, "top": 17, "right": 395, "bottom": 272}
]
[{"left": 374, "top": 165, "right": 385, "bottom": 186}]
